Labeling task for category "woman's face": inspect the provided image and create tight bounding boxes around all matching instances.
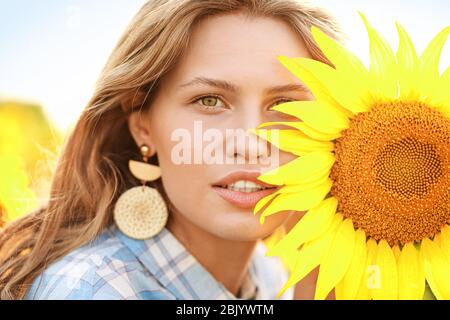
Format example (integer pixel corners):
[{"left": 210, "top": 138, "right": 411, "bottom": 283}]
[{"left": 129, "top": 12, "right": 313, "bottom": 241}]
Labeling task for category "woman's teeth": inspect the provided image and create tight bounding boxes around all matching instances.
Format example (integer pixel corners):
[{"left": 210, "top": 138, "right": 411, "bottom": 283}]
[{"left": 220, "top": 180, "right": 272, "bottom": 193}]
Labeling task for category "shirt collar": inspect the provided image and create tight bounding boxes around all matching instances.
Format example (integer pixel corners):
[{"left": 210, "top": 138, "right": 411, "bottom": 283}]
[
  {"left": 237, "top": 268, "right": 258, "bottom": 299},
  {"left": 113, "top": 225, "right": 261, "bottom": 300}
]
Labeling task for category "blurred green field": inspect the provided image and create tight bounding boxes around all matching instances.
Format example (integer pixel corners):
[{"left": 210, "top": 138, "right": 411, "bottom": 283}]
[{"left": 0, "top": 101, "right": 63, "bottom": 225}]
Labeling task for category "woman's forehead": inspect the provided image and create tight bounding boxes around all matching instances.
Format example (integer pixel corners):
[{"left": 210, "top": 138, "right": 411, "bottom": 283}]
[{"left": 168, "top": 12, "right": 312, "bottom": 90}]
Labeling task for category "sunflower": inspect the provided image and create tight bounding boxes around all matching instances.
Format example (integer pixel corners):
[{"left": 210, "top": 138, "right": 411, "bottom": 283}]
[
  {"left": 251, "top": 14, "right": 450, "bottom": 300},
  {"left": 0, "top": 101, "right": 62, "bottom": 223}
]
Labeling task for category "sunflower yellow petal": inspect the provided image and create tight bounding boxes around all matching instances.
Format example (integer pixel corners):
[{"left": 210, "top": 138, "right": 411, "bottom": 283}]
[
  {"left": 433, "top": 67, "right": 450, "bottom": 107},
  {"left": 277, "top": 173, "right": 330, "bottom": 194},
  {"left": 287, "top": 122, "right": 341, "bottom": 141},
  {"left": 315, "top": 218, "right": 356, "bottom": 300},
  {"left": 439, "top": 225, "right": 450, "bottom": 264},
  {"left": 278, "top": 56, "right": 355, "bottom": 119},
  {"left": 395, "top": 22, "right": 420, "bottom": 98},
  {"left": 275, "top": 214, "right": 343, "bottom": 298},
  {"left": 397, "top": 242, "right": 425, "bottom": 300},
  {"left": 311, "top": 28, "right": 371, "bottom": 82},
  {"left": 260, "top": 179, "right": 332, "bottom": 223},
  {"left": 310, "top": 26, "right": 367, "bottom": 75},
  {"left": 392, "top": 245, "right": 401, "bottom": 261},
  {"left": 435, "top": 237, "right": 448, "bottom": 268},
  {"left": 421, "top": 238, "right": 450, "bottom": 299},
  {"left": 266, "top": 197, "right": 337, "bottom": 256},
  {"left": 250, "top": 128, "right": 333, "bottom": 156},
  {"left": 420, "top": 26, "right": 450, "bottom": 95},
  {"left": 310, "top": 26, "right": 371, "bottom": 114},
  {"left": 372, "top": 240, "right": 398, "bottom": 300},
  {"left": 257, "top": 151, "right": 335, "bottom": 186},
  {"left": 290, "top": 57, "right": 369, "bottom": 115},
  {"left": 355, "top": 238, "right": 378, "bottom": 300},
  {"left": 335, "top": 229, "right": 367, "bottom": 299},
  {"left": 256, "top": 121, "right": 341, "bottom": 141},
  {"left": 360, "top": 13, "right": 398, "bottom": 99},
  {"left": 271, "top": 100, "right": 349, "bottom": 134},
  {"left": 441, "top": 66, "right": 450, "bottom": 83},
  {"left": 439, "top": 105, "right": 450, "bottom": 117},
  {"left": 422, "top": 250, "right": 442, "bottom": 300},
  {"left": 277, "top": 55, "right": 351, "bottom": 117},
  {"left": 253, "top": 192, "right": 278, "bottom": 216}
]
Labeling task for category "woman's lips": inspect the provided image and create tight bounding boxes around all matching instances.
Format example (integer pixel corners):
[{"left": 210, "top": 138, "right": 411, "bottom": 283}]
[
  {"left": 212, "top": 186, "right": 278, "bottom": 209},
  {"left": 211, "top": 170, "right": 279, "bottom": 209}
]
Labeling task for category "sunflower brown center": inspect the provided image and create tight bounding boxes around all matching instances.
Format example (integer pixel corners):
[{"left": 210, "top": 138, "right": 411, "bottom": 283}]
[
  {"left": 330, "top": 101, "right": 450, "bottom": 246},
  {"left": 375, "top": 137, "right": 443, "bottom": 198}
]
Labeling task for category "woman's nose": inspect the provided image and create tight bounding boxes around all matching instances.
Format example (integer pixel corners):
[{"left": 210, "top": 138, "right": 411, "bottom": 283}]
[
  {"left": 224, "top": 107, "right": 275, "bottom": 165},
  {"left": 228, "top": 130, "right": 271, "bottom": 163}
]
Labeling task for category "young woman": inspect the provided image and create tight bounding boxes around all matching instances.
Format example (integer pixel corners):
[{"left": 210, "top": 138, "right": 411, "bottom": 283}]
[{"left": 0, "top": 0, "right": 341, "bottom": 300}]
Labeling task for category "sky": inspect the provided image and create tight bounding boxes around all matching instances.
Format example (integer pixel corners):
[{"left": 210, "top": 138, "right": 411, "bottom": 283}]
[{"left": 0, "top": 0, "right": 449, "bottom": 130}]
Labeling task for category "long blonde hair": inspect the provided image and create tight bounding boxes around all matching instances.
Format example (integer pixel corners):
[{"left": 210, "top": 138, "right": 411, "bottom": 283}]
[{"left": 0, "top": 0, "right": 341, "bottom": 299}]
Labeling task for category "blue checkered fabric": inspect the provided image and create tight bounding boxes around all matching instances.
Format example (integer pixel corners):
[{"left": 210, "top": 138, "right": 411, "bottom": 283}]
[{"left": 25, "top": 225, "right": 293, "bottom": 300}]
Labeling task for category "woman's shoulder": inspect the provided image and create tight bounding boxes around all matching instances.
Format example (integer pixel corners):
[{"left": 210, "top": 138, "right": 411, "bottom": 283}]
[{"left": 25, "top": 228, "right": 174, "bottom": 300}]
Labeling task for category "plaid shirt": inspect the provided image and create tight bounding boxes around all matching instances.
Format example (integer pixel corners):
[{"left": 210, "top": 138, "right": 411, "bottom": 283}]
[{"left": 25, "top": 225, "right": 293, "bottom": 300}]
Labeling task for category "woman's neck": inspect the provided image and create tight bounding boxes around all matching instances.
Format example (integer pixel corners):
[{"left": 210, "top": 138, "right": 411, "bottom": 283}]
[{"left": 166, "top": 210, "right": 257, "bottom": 296}]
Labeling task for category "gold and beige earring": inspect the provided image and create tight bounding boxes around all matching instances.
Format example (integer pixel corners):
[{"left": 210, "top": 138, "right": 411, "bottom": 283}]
[{"left": 113, "top": 145, "right": 168, "bottom": 240}]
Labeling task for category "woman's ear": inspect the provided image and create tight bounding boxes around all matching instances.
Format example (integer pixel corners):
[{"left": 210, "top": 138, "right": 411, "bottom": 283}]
[{"left": 128, "top": 111, "right": 157, "bottom": 157}]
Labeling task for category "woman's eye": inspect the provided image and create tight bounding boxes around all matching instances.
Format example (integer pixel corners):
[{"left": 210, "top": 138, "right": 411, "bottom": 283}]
[
  {"left": 270, "top": 98, "right": 298, "bottom": 120},
  {"left": 272, "top": 98, "right": 294, "bottom": 107},
  {"left": 193, "top": 95, "right": 227, "bottom": 111}
]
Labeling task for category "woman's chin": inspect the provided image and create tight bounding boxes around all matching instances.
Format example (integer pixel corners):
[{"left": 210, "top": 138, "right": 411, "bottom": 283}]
[{"left": 205, "top": 210, "right": 291, "bottom": 242}]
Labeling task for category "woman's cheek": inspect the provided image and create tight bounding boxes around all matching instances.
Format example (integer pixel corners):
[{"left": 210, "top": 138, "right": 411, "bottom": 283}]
[{"left": 151, "top": 112, "right": 296, "bottom": 239}]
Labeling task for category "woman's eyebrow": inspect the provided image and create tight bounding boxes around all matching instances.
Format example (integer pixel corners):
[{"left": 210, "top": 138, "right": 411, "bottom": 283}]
[
  {"left": 179, "top": 77, "right": 239, "bottom": 92},
  {"left": 178, "top": 77, "right": 310, "bottom": 94},
  {"left": 265, "top": 83, "right": 311, "bottom": 94}
]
